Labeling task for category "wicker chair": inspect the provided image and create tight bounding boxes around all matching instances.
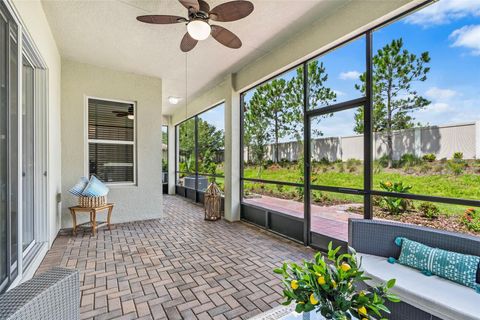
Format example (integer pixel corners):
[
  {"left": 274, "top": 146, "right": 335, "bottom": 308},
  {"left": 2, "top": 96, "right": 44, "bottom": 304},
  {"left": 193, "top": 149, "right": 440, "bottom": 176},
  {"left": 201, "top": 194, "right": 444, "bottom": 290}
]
[
  {"left": 349, "top": 218, "right": 480, "bottom": 320},
  {"left": 0, "top": 267, "right": 80, "bottom": 320}
]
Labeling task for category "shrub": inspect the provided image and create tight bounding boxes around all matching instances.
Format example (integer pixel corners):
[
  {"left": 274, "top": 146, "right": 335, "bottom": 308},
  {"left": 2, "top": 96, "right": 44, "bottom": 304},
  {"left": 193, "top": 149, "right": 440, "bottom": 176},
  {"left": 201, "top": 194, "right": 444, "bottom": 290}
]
[
  {"left": 336, "top": 162, "right": 345, "bottom": 173},
  {"left": 418, "top": 202, "right": 440, "bottom": 220},
  {"left": 312, "top": 191, "right": 331, "bottom": 204},
  {"left": 377, "top": 155, "right": 389, "bottom": 168},
  {"left": 453, "top": 152, "right": 463, "bottom": 160},
  {"left": 346, "top": 158, "right": 361, "bottom": 172},
  {"left": 447, "top": 160, "right": 465, "bottom": 175},
  {"left": 319, "top": 157, "right": 331, "bottom": 165},
  {"left": 422, "top": 153, "right": 436, "bottom": 162},
  {"left": 417, "top": 163, "right": 431, "bottom": 174},
  {"left": 373, "top": 162, "right": 383, "bottom": 174},
  {"left": 400, "top": 153, "right": 423, "bottom": 168},
  {"left": 379, "top": 181, "right": 412, "bottom": 215},
  {"left": 279, "top": 158, "right": 291, "bottom": 167},
  {"left": 461, "top": 208, "right": 480, "bottom": 232},
  {"left": 276, "top": 184, "right": 284, "bottom": 194}
]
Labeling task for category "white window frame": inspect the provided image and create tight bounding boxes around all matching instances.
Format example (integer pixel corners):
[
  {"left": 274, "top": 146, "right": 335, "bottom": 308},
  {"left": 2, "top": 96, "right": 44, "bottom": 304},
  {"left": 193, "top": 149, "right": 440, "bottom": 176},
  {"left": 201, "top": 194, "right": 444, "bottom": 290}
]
[{"left": 84, "top": 96, "right": 137, "bottom": 186}]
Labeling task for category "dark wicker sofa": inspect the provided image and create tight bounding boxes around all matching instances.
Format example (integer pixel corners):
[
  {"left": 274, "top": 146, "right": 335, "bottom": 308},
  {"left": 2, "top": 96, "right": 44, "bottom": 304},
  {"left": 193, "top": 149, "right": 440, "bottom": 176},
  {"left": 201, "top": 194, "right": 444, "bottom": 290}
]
[
  {"left": 349, "top": 218, "right": 480, "bottom": 320},
  {"left": 0, "top": 267, "right": 80, "bottom": 320}
]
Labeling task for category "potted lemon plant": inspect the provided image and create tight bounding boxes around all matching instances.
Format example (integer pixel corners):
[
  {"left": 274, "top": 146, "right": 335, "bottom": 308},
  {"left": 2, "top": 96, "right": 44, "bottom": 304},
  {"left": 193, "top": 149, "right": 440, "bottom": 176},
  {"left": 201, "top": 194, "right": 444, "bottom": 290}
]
[{"left": 274, "top": 243, "right": 399, "bottom": 320}]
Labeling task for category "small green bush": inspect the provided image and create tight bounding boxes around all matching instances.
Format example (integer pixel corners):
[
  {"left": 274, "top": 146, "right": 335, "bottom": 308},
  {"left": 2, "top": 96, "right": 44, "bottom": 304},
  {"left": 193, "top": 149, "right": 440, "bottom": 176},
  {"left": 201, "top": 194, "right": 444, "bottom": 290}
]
[
  {"left": 400, "top": 153, "right": 423, "bottom": 168},
  {"left": 417, "top": 163, "right": 431, "bottom": 174},
  {"left": 336, "top": 162, "right": 345, "bottom": 173},
  {"left": 379, "top": 181, "right": 412, "bottom": 215},
  {"left": 319, "top": 157, "right": 330, "bottom": 165},
  {"left": 276, "top": 184, "right": 285, "bottom": 193},
  {"left": 447, "top": 160, "right": 465, "bottom": 175},
  {"left": 346, "top": 158, "right": 361, "bottom": 172},
  {"left": 418, "top": 202, "right": 440, "bottom": 220},
  {"left": 373, "top": 162, "right": 383, "bottom": 174},
  {"left": 453, "top": 152, "right": 464, "bottom": 160},
  {"left": 377, "top": 155, "right": 389, "bottom": 168},
  {"left": 462, "top": 208, "right": 480, "bottom": 232},
  {"left": 422, "top": 153, "right": 436, "bottom": 162}
]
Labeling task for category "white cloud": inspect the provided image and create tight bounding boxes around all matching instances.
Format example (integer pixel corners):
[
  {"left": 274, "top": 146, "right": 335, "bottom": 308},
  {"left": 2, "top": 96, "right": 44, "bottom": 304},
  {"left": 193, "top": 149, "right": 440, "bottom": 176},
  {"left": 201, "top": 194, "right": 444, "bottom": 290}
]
[
  {"left": 425, "top": 87, "right": 458, "bottom": 100},
  {"left": 429, "top": 102, "right": 452, "bottom": 113},
  {"left": 449, "top": 25, "right": 480, "bottom": 55},
  {"left": 339, "top": 71, "right": 361, "bottom": 80},
  {"left": 405, "top": 0, "right": 480, "bottom": 26},
  {"left": 333, "top": 90, "right": 345, "bottom": 97}
]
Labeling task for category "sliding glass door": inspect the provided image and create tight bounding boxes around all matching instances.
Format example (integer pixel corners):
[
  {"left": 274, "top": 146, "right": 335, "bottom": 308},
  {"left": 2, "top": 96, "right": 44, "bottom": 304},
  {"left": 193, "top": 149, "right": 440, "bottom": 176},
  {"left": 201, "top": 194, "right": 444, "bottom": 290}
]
[
  {"left": 0, "top": 1, "right": 49, "bottom": 293},
  {"left": 0, "top": 3, "right": 19, "bottom": 290},
  {"left": 0, "top": 8, "right": 8, "bottom": 288}
]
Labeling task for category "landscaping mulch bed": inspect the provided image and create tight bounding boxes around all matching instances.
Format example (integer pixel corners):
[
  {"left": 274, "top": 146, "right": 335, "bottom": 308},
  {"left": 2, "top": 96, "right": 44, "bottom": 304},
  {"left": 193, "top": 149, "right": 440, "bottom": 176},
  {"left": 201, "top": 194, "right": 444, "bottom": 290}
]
[{"left": 347, "top": 205, "right": 479, "bottom": 237}]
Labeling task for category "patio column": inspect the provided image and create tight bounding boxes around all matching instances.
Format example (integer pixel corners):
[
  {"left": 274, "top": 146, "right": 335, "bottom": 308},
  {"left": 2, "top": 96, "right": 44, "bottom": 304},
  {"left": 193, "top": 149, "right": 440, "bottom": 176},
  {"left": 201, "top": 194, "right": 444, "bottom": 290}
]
[
  {"left": 168, "top": 118, "right": 176, "bottom": 195},
  {"left": 224, "top": 74, "right": 241, "bottom": 222}
]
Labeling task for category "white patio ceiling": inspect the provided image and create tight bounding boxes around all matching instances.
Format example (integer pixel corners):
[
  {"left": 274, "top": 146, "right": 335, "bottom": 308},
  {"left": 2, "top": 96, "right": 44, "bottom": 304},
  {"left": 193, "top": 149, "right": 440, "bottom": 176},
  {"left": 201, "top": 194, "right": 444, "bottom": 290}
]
[{"left": 41, "top": 0, "right": 350, "bottom": 115}]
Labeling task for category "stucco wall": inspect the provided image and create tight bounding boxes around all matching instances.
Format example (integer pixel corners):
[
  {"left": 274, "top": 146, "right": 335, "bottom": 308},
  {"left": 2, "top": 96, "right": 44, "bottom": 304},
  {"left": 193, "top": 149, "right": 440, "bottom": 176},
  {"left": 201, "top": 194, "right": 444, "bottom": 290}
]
[
  {"left": 13, "top": 0, "right": 62, "bottom": 246},
  {"left": 61, "top": 60, "right": 163, "bottom": 227}
]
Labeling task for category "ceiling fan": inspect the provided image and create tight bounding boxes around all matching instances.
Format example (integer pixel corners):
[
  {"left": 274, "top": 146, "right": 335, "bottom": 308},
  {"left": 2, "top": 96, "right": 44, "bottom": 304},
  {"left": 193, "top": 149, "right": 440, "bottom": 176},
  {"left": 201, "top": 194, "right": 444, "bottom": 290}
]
[
  {"left": 136, "top": 0, "right": 254, "bottom": 52},
  {"left": 112, "top": 106, "right": 134, "bottom": 120}
]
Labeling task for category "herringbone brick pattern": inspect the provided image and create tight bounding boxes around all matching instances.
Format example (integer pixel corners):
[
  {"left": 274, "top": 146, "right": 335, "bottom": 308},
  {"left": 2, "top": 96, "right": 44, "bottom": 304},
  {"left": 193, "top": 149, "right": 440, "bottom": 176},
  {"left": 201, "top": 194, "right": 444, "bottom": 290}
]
[{"left": 38, "top": 195, "right": 314, "bottom": 320}]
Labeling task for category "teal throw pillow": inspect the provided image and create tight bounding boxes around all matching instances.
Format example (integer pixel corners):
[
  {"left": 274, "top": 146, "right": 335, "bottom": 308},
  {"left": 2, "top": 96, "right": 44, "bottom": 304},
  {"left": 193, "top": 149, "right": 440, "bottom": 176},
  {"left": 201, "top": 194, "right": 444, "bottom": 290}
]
[{"left": 396, "top": 237, "right": 480, "bottom": 290}]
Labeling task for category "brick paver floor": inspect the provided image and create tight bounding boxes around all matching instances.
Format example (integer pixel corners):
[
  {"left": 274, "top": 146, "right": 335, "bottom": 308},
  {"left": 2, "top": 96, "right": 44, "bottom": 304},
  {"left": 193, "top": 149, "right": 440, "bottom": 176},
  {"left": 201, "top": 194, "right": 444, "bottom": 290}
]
[{"left": 37, "top": 195, "right": 314, "bottom": 320}]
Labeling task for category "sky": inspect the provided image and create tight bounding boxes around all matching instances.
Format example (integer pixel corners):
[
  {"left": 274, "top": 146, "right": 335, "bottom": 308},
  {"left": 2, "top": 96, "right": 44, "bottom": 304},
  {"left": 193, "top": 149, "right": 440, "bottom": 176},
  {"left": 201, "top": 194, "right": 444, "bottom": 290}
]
[{"left": 242, "top": 0, "right": 480, "bottom": 140}]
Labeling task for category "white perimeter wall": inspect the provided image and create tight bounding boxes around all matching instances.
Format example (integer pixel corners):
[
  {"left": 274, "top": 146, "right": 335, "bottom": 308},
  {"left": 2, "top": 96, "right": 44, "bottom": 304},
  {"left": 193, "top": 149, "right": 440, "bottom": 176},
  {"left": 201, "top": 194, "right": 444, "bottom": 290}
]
[{"left": 61, "top": 60, "right": 163, "bottom": 227}]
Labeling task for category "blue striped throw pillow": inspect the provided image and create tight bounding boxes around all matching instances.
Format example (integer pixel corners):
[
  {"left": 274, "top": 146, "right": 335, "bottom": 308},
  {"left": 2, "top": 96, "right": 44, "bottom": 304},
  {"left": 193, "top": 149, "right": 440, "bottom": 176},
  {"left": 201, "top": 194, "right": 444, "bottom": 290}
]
[
  {"left": 81, "top": 176, "right": 109, "bottom": 197},
  {"left": 68, "top": 177, "right": 89, "bottom": 196},
  {"left": 396, "top": 237, "right": 480, "bottom": 291}
]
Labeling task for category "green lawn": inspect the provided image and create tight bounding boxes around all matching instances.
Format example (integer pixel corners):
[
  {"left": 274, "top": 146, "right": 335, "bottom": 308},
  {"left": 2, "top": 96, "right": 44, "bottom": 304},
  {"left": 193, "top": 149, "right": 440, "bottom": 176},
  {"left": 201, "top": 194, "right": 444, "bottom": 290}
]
[{"left": 243, "top": 165, "right": 480, "bottom": 216}]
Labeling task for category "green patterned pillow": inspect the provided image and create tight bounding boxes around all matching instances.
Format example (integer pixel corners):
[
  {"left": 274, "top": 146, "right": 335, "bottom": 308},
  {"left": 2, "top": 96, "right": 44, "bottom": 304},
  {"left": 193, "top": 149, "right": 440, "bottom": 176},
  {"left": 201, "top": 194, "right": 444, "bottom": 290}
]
[{"left": 395, "top": 237, "right": 480, "bottom": 291}]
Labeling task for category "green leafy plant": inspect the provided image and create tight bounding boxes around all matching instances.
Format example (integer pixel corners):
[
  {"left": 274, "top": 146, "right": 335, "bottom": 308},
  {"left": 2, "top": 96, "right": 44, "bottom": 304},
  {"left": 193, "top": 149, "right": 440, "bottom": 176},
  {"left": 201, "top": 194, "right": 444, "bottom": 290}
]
[
  {"left": 346, "top": 159, "right": 361, "bottom": 173},
  {"left": 418, "top": 202, "right": 440, "bottom": 220},
  {"left": 400, "top": 153, "right": 423, "bottom": 168},
  {"left": 379, "top": 181, "right": 412, "bottom": 215},
  {"left": 377, "top": 155, "right": 390, "bottom": 168},
  {"left": 447, "top": 160, "right": 465, "bottom": 176},
  {"left": 336, "top": 162, "right": 345, "bottom": 173},
  {"left": 453, "top": 152, "right": 464, "bottom": 160},
  {"left": 462, "top": 208, "right": 480, "bottom": 232},
  {"left": 422, "top": 153, "right": 436, "bottom": 162},
  {"left": 274, "top": 243, "right": 400, "bottom": 320}
]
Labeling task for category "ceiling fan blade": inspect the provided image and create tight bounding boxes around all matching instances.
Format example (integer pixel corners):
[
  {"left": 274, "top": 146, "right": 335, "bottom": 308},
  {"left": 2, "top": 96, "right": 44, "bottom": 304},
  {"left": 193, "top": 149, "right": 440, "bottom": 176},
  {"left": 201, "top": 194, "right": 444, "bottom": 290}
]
[
  {"left": 136, "top": 15, "right": 186, "bottom": 24},
  {"left": 211, "top": 25, "right": 242, "bottom": 49},
  {"left": 178, "top": 0, "right": 200, "bottom": 11},
  {"left": 209, "top": 1, "right": 254, "bottom": 22},
  {"left": 180, "top": 32, "right": 198, "bottom": 52},
  {"left": 198, "top": 0, "right": 210, "bottom": 13}
]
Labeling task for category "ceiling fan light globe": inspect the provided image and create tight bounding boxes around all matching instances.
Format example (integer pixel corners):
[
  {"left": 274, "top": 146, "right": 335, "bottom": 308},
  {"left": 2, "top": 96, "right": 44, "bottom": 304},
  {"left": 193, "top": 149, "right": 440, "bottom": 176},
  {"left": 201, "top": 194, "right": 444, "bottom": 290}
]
[
  {"left": 187, "top": 20, "right": 211, "bottom": 41},
  {"left": 127, "top": 114, "right": 135, "bottom": 120}
]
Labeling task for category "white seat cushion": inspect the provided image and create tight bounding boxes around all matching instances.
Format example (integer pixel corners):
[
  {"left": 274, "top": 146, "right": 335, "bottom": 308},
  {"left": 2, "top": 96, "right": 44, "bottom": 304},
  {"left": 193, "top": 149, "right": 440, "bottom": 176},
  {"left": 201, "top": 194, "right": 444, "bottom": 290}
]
[{"left": 359, "top": 253, "right": 480, "bottom": 320}]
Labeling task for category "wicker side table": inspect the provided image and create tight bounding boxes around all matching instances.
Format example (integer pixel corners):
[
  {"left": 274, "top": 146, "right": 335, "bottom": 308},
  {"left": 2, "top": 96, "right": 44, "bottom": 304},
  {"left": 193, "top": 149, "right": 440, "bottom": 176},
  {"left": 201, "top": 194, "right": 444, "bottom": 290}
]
[{"left": 69, "top": 203, "right": 114, "bottom": 235}]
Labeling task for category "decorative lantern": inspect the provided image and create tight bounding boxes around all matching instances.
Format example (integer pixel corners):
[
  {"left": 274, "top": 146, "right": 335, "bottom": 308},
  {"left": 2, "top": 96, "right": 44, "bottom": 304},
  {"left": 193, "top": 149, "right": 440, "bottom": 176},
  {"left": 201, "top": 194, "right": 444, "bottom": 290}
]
[{"left": 204, "top": 181, "right": 222, "bottom": 221}]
